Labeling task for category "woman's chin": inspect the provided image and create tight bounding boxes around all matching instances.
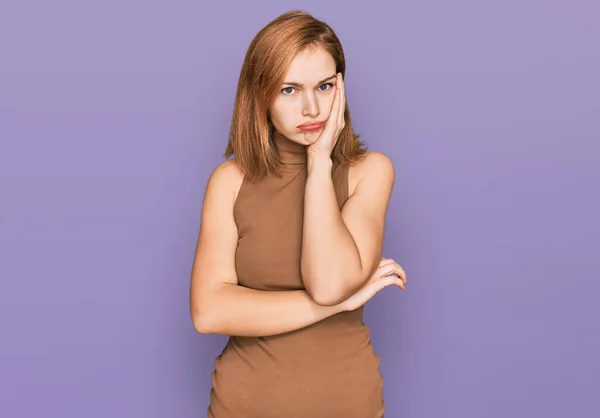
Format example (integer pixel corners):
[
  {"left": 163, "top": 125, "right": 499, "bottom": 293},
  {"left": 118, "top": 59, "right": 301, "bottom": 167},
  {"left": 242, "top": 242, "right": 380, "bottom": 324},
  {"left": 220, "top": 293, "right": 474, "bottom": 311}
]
[
  {"left": 296, "top": 130, "right": 321, "bottom": 144},
  {"left": 300, "top": 136, "right": 319, "bottom": 146}
]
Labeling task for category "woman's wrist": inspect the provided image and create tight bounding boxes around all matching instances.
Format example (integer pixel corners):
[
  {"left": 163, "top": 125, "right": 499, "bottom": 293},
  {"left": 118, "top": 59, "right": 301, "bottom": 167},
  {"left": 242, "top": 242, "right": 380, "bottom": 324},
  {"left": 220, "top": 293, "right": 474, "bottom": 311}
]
[{"left": 306, "top": 153, "right": 333, "bottom": 175}]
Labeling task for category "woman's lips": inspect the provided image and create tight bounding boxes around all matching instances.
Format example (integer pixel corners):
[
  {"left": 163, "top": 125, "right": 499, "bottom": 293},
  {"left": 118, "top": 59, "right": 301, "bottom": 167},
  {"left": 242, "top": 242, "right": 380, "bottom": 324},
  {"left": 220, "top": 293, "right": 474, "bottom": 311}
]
[{"left": 297, "top": 121, "right": 325, "bottom": 131}]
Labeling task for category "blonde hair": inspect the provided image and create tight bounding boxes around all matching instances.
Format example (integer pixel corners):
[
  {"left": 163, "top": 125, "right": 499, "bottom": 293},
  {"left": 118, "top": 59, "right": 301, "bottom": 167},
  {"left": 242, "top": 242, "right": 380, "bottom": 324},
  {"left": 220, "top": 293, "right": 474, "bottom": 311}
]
[{"left": 224, "top": 10, "right": 368, "bottom": 180}]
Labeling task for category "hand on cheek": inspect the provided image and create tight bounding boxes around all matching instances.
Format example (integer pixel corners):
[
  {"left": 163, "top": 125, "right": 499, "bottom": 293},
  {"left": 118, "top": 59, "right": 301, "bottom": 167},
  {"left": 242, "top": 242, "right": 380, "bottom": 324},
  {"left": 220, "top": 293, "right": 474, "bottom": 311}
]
[{"left": 307, "top": 72, "right": 345, "bottom": 159}]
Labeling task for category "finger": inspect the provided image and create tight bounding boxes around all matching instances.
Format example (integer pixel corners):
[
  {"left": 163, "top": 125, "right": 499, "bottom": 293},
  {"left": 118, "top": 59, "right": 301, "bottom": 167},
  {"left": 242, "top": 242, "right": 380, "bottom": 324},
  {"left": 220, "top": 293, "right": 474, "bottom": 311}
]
[
  {"left": 338, "top": 74, "right": 345, "bottom": 126},
  {"left": 378, "top": 260, "right": 403, "bottom": 281},
  {"left": 378, "top": 257, "right": 390, "bottom": 267},
  {"left": 337, "top": 77, "right": 345, "bottom": 134},
  {"left": 392, "top": 265, "right": 407, "bottom": 283},
  {"left": 391, "top": 263, "right": 406, "bottom": 283},
  {"left": 387, "top": 262, "right": 406, "bottom": 283},
  {"left": 380, "top": 263, "right": 407, "bottom": 284},
  {"left": 378, "top": 258, "right": 395, "bottom": 268},
  {"left": 330, "top": 75, "right": 341, "bottom": 121},
  {"left": 322, "top": 77, "right": 340, "bottom": 138},
  {"left": 381, "top": 275, "right": 405, "bottom": 290}
]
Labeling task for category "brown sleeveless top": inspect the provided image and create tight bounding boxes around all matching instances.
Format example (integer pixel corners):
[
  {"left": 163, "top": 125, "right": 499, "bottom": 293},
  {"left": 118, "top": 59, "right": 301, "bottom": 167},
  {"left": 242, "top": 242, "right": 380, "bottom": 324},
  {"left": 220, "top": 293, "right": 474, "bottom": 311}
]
[{"left": 207, "top": 130, "right": 385, "bottom": 418}]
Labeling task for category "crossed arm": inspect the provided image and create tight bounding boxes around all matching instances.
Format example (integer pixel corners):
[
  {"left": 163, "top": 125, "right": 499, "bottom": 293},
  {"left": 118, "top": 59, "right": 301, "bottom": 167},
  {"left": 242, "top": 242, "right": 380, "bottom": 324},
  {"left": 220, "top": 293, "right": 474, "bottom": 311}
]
[
  {"left": 301, "top": 151, "right": 395, "bottom": 305},
  {"left": 189, "top": 152, "right": 395, "bottom": 336}
]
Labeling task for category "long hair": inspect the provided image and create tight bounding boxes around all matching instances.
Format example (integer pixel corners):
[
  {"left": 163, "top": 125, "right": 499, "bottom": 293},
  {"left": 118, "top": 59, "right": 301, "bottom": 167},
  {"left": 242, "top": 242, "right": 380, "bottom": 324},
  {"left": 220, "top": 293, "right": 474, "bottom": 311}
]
[{"left": 224, "top": 10, "right": 368, "bottom": 180}]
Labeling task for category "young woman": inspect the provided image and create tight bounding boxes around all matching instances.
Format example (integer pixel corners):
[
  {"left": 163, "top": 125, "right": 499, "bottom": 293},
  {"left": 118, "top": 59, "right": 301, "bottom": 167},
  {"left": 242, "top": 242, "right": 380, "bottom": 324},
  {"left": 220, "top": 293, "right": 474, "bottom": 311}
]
[{"left": 189, "top": 10, "right": 407, "bottom": 417}]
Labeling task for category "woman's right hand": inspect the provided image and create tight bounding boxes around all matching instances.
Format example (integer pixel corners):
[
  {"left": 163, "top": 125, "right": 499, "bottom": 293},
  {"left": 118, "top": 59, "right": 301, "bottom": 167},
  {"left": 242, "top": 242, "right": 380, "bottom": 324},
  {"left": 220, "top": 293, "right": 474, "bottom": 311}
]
[{"left": 340, "top": 258, "right": 407, "bottom": 312}]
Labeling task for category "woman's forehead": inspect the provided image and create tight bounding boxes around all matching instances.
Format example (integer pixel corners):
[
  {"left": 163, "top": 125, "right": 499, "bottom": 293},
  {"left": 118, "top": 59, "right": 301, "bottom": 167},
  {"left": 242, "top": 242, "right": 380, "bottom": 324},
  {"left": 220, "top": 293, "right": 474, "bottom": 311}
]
[{"left": 283, "top": 47, "right": 336, "bottom": 85}]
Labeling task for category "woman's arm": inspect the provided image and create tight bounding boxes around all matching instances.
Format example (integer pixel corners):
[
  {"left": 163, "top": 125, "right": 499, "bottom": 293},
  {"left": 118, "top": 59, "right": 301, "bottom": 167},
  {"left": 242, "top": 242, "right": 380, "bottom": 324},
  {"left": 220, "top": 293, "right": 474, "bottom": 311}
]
[
  {"left": 301, "top": 152, "right": 395, "bottom": 306},
  {"left": 195, "top": 284, "right": 341, "bottom": 337},
  {"left": 189, "top": 160, "right": 343, "bottom": 337}
]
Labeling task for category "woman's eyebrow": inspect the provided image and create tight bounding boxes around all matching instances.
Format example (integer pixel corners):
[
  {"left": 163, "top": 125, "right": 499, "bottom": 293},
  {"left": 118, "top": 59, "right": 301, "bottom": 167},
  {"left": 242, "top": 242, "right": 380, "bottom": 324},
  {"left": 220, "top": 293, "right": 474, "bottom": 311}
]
[{"left": 282, "top": 74, "right": 337, "bottom": 88}]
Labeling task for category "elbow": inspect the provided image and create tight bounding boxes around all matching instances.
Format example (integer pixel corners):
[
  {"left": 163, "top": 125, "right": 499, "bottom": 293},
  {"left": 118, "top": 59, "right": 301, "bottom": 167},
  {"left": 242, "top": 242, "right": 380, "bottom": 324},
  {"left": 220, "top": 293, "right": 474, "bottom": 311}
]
[
  {"left": 312, "top": 293, "right": 346, "bottom": 306},
  {"left": 307, "top": 284, "right": 349, "bottom": 307},
  {"left": 306, "top": 273, "right": 366, "bottom": 306},
  {"left": 191, "top": 286, "right": 228, "bottom": 334},
  {"left": 303, "top": 268, "right": 347, "bottom": 306},
  {"left": 192, "top": 317, "right": 212, "bottom": 334},
  {"left": 191, "top": 308, "right": 217, "bottom": 334}
]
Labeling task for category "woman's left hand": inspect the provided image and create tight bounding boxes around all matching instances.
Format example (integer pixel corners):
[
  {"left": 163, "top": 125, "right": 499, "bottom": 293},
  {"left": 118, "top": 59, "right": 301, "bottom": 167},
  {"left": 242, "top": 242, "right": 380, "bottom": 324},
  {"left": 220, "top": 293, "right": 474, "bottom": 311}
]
[{"left": 306, "top": 72, "right": 346, "bottom": 160}]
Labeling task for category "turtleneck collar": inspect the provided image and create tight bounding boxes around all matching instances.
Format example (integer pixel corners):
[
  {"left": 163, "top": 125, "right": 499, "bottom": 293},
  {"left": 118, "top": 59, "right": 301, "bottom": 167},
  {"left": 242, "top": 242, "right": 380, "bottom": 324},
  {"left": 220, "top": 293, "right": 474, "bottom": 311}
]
[{"left": 272, "top": 129, "right": 308, "bottom": 165}]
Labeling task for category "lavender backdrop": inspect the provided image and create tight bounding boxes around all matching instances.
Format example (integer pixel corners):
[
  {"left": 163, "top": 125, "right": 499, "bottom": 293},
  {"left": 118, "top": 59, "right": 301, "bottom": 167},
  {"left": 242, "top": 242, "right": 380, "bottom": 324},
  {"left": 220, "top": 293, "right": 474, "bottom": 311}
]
[{"left": 1, "top": 1, "right": 598, "bottom": 417}]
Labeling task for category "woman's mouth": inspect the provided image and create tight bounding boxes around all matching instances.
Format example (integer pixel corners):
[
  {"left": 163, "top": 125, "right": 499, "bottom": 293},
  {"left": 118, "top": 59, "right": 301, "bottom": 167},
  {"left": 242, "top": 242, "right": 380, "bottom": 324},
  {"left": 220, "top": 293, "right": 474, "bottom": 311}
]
[{"left": 297, "top": 121, "right": 325, "bottom": 131}]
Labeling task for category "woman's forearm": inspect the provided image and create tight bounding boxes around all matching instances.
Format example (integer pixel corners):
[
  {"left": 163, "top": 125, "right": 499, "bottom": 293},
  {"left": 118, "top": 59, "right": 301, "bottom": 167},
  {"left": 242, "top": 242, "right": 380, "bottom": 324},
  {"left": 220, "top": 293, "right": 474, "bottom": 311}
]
[
  {"left": 301, "top": 156, "right": 364, "bottom": 305},
  {"left": 192, "top": 283, "right": 344, "bottom": 337}
]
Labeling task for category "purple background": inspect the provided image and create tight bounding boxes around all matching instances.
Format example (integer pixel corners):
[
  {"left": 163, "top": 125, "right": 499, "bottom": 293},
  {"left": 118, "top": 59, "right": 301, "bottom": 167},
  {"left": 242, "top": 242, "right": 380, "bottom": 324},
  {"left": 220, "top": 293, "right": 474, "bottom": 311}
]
[{"left": 1, "top": 1, "right": 598, "bottom": 417}]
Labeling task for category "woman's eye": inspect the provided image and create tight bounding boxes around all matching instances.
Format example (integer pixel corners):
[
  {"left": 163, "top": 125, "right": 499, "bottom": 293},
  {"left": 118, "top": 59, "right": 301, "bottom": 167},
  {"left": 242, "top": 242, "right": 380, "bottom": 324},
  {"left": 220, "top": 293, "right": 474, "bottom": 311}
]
[{"left": 282, "top": 83, "right": 333, "bottom": 95}]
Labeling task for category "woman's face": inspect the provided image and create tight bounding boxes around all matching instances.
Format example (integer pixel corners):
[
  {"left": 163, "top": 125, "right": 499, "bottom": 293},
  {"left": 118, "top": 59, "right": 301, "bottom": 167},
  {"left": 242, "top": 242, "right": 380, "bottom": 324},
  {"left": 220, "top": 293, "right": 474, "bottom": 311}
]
[{"left": 268, "top": 45, "right": 338, "bottom": 145}]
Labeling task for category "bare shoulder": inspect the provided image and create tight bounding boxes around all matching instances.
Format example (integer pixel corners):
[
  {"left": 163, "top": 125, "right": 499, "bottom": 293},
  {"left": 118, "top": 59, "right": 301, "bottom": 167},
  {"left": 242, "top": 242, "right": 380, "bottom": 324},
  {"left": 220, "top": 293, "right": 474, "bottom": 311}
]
[
  {"left": 348, "top": 151, "right": 395, "bottom": 197},
  {"left": 206, "top": 158, "right": 245, "bottom": 204}
]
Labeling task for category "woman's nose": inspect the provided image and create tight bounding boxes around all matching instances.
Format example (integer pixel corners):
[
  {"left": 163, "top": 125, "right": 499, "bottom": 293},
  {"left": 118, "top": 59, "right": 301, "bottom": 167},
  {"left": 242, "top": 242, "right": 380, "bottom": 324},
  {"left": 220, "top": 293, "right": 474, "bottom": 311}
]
[{"left": 301, "top": 92, "right": 320, "bottom": 117}]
